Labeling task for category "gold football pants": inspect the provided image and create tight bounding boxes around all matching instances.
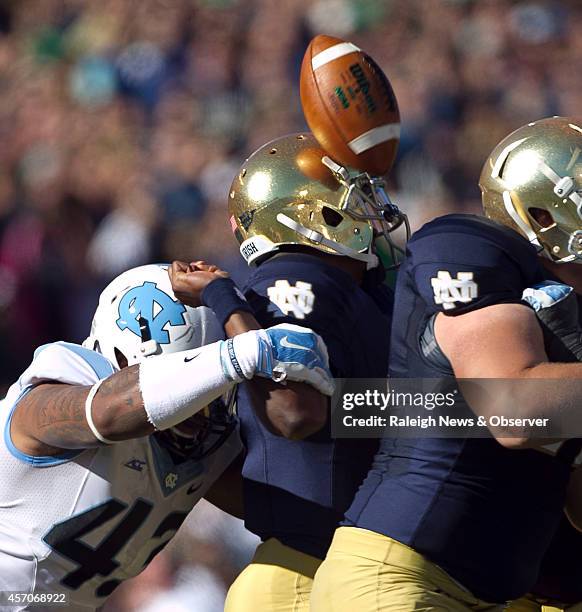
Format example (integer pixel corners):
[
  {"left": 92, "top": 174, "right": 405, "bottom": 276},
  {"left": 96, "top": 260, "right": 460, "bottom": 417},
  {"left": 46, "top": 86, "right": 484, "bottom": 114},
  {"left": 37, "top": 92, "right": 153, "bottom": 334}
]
[
  {"left": 310, "top": 526, "right": 504, "bottom": 612},
  {"left": 224, "top": 537, "right": 322, "bottom": 612}
]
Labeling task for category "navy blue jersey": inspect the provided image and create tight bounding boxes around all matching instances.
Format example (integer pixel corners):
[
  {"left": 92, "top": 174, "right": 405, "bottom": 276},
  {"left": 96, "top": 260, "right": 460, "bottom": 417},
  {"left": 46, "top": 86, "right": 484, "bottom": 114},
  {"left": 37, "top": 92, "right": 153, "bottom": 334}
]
[
  {"left": 345, "top": 214, "right": 572, "bottom": 603},
  {"left": 238, "top": 252, "right": 392, "bottom": 559},
  {"left": 527, "top": 289, "right": 582, "bottom": 604},
  {"left": 532, "top": 513, "right": 582, "bottom": 604}
]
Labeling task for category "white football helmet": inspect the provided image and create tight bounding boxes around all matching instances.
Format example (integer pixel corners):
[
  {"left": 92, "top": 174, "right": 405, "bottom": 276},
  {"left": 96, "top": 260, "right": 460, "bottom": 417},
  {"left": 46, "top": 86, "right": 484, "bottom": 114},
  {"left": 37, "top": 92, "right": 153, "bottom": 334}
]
[{"left": 83, "top": 264, "right": 224, "bottom": 367}]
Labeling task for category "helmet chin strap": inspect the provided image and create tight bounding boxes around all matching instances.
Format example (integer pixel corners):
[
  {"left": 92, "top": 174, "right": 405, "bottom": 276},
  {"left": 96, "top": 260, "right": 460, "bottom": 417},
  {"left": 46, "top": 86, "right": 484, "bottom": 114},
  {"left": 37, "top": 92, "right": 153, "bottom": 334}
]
[
  {"left": 276, "top": 213, "right": 379, "bottom": 269},
  {"left": 138, "top": 315, "right": 159, "bottom": 358}
]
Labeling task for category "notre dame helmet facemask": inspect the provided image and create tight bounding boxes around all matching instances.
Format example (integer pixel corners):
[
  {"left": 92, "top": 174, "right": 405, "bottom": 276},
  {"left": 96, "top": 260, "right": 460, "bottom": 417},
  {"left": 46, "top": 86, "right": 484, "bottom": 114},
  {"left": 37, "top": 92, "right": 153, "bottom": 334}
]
[
  {"left": 480, "top": 116, "right": 582, "bottom": 263},
  {"left": 228, "top": 133, "right": 407, "bottom": 269}
]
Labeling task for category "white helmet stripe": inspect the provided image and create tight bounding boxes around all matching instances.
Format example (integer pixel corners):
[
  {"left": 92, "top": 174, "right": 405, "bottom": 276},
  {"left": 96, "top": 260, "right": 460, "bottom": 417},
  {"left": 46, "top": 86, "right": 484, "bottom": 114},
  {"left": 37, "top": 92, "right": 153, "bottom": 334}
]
[
  {"left": 502, "top": 191, "right": 542, "bottom": 249},
  {"left": 276, "top": 213, "right": 379, "bottom": 269}
]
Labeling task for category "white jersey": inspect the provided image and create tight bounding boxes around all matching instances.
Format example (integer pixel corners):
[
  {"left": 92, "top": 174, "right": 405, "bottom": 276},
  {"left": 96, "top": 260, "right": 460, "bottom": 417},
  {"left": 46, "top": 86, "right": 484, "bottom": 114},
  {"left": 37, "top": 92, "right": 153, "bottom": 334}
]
[{"left": 0, "top": 342, "right": 242, "bottom": 611}]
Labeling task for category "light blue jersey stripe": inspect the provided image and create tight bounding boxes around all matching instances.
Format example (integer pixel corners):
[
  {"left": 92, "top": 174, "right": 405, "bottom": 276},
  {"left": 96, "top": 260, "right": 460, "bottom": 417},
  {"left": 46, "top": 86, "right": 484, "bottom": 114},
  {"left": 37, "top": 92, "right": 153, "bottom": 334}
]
[{"left": 4, "top": 342, "right": 112, "bottom": 466}]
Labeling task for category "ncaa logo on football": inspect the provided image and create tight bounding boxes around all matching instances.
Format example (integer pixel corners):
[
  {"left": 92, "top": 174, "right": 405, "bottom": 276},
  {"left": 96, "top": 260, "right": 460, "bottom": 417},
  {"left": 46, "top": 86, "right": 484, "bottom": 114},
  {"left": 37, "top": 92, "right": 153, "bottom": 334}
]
[
  {"left": 116, "top": 282, "right": 186, "bottom": 344},
  {"left": 431, "top": 271, "right": 478, "bottom": 310}
]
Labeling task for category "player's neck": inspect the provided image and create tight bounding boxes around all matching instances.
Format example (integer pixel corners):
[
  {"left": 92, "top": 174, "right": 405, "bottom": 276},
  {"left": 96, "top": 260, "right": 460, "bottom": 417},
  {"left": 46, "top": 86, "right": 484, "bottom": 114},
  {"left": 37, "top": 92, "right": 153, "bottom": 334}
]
[
  {"left": 542, "top": 259, "right": 582, "bottom": 294},
  {"left": 274, "top": 248, "right": 366, "bottom": 283},
  {"left": 312, "top": 251, "right": 365, "bottom": 283}
]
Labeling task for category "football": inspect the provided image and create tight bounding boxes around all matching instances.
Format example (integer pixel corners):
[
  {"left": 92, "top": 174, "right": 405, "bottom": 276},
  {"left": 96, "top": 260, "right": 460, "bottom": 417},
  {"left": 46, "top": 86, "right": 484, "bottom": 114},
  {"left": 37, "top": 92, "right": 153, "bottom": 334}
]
[{"left": 300, "top": 34, "right": 400, "bottom": 176}]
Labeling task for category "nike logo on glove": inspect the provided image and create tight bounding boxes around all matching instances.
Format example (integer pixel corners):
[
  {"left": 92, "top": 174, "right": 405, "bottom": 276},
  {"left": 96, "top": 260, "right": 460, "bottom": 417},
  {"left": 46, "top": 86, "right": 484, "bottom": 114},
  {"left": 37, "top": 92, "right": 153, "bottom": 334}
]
[
  {"left": 279, "top": 336, "right": 316, "bottom": 353},
  {"left": 184, "top": 353, "right": 201, "bottom": 363}
]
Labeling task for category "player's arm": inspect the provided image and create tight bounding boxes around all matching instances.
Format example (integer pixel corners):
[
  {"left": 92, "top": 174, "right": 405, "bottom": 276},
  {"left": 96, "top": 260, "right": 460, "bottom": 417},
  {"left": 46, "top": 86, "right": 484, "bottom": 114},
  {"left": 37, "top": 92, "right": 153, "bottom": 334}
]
[
  {"left": 435, "top": 303, "right": 582, "bottom": 448},
  {"left": 224, "top": 314, "right": 327, "bottom": 440},
  {"left": 13, "top": 324, "right": 332, "bottom": 457},
  {"left": 11, "top": 326, "right": 264, "bottom": 454},
  {"left": 11, "top": 365, "right": 149, "bottom": 454},
  {"left": 171, "top": 262, "right": 329, "bottom": 440},
  {"left": 408, "top": 222, "right": 582, "bottom": 448},
  {"left": 204, "top": 451, "right": 245, "bottom": 519}
]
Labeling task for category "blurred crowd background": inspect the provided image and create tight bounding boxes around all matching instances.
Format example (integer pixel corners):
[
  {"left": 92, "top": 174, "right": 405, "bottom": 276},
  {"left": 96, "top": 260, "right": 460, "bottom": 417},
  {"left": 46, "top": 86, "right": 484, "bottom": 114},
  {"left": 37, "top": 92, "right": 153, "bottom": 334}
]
[{"left": 0, "top": 0, "right": 580, "bottom": 609}]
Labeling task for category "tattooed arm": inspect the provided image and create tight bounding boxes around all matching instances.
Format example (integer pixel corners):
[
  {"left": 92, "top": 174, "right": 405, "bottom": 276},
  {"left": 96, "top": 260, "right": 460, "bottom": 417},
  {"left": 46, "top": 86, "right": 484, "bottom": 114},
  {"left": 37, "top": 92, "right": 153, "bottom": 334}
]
[{"left": 10, "top": 366, "right": 153, "bottom": 456}]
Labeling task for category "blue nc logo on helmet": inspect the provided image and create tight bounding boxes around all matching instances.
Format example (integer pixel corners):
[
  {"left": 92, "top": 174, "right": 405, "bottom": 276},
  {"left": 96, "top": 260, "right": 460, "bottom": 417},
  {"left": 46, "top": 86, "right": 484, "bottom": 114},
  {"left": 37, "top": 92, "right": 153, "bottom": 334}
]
[{"left": 116, "top": 282, "right": 186, "bottom": 344}]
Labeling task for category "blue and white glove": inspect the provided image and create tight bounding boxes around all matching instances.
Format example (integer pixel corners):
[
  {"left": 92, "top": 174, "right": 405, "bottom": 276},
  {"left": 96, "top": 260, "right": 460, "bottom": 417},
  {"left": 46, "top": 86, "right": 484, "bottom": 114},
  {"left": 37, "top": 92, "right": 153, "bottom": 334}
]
[
  {"left": 221, "top": 324, "right": 334, "bottom": 396},
  {"left": 258, "top": 323, "right": 334, "bottom": 396},
  {"left": 522, "top": 281, "right": 573, "bottom": 312},
  {"left": 522, "top": 281, "right": 582, "bottom": 362}
]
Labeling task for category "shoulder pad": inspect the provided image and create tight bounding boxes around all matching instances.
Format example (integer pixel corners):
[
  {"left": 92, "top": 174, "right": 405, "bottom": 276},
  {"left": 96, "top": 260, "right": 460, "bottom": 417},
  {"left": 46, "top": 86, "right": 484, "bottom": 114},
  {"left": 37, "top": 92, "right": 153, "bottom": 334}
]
[
  {"left": 249, "top": 252, "right": 349, "bottom": 284},
  {"left": 405, "top": 214, "right": 543, "bottom": 315},
  {"left": 244, "top": 253, "right": 356, "bottom": 322},
  {"left": 410, "top": 214, "right": 536, "bottom": 257},
  {"left": 19, "top": 342, "right": 116, "bottom": 389}
]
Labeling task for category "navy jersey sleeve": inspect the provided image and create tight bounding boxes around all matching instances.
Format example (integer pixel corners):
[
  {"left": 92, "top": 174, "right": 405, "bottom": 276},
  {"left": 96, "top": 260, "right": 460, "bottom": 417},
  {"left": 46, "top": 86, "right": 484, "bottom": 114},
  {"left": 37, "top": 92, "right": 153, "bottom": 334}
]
[{"left": 405, "top": 214, "right": 544, "bottom": 316}]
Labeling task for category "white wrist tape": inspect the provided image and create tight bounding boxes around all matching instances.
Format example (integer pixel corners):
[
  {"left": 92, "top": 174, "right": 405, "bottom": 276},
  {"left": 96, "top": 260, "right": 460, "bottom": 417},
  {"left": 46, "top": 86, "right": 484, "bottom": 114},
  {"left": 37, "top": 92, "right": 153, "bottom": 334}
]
[
  {"left": 85, "top": 379, "right": 117, "bottom": 444},
  {"left": 229, "top": 330, "right": 263, "bottom": 379},
  {"left": 139, "top": 338, "right": 249, "bottom": 431}
]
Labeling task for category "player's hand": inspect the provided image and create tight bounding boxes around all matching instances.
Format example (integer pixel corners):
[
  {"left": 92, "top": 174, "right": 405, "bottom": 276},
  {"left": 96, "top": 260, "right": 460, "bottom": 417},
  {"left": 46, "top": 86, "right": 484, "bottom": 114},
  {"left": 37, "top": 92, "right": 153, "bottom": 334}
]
[
  {"left": 169, "top": 260, "right": 229, "bottom": 307},
  {"left": 256, "top": 324, "right": 335, "bottom": 396},
  {"left": 522, "top": 281, "right": 582, "bottom": 362}
]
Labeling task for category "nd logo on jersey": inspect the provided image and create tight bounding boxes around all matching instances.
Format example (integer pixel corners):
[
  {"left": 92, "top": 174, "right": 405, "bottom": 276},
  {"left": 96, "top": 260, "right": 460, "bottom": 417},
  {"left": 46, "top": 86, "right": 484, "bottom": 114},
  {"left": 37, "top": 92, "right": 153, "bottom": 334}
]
[
  {"left": 116, "top": 282, "right": 186, "bottom": 343},
  {"left": 267, "top": 280, "right": 315, "bottom": 319},
  {"left": 431, "top": 271, "right": 478, "bottom": 310}
]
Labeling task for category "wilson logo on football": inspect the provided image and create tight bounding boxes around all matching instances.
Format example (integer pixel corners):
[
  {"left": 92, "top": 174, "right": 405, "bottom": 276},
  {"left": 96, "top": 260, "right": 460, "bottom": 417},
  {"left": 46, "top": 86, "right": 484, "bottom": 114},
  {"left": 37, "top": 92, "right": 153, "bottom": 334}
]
[
  {"left": 431, "top": 271, "right": 478, "bottom": 310},
  {"left": 267, "top": 280, "right": 315, "bottom": 319}
]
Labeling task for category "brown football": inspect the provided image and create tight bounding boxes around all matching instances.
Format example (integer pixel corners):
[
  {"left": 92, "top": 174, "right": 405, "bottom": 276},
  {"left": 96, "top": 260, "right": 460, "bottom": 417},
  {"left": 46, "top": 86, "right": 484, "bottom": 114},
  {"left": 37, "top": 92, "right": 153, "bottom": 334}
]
[{"left": 300, "top": 34, "right": 400, "bottom": 176}]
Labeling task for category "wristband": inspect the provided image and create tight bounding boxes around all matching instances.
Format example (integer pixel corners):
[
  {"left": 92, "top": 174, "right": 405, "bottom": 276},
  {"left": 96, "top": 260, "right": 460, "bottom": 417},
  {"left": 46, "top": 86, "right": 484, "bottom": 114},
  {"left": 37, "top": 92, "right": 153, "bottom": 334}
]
[
  {"left": 85, "top": 379, "right": 117, "bottom": 444},
  {"left": 201, "top": 277, "right": 253, "bottom": 329},
  {"left": 225, "top": 338, "right": 245, "bottom": 379}
]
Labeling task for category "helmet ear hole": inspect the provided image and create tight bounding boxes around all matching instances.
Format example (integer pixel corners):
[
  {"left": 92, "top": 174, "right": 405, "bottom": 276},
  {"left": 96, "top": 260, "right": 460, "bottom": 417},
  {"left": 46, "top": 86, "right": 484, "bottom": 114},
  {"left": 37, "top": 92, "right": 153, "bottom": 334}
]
[
  {"left": 528, "top": 207, "right": 555, "bottom": 228},
  {"left": 114, "top": 348, "right": 129, "bottom": 370},
  {"left": 322, "top": 206, "right": 344, "bottom": 228}
]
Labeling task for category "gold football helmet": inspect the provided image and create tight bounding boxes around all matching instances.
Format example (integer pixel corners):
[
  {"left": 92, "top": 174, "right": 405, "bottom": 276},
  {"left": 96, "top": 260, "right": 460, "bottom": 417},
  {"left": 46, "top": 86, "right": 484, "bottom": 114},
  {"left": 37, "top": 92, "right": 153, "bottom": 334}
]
[
  {"left": 228, "top": 133, "right": 407, "bottom": 268},
  {"left": 480, "top": 116, "right": 582, "bottom": 263}
]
